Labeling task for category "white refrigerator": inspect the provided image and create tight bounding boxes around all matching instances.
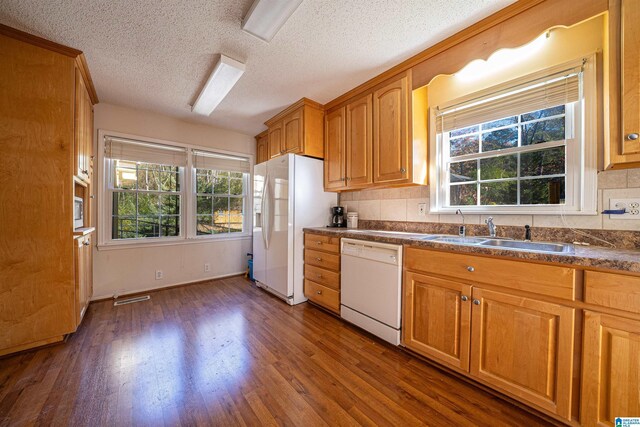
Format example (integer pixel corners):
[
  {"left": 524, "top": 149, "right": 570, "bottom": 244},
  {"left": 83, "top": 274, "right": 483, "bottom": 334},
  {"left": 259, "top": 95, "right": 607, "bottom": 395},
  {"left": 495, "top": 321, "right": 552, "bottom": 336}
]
[{"left": 253, "top": 154, "right": 337, "bottom": 305}]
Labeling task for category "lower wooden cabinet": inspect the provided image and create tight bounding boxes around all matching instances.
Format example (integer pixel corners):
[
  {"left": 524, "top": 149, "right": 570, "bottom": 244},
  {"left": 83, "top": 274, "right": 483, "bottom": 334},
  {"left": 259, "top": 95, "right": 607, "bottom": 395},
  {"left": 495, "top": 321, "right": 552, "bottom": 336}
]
[
  {"left": 403, "top": 271, "right": 471, "bottom": 371},
  {"left": 581, "top": 311, "right": 640, "bottom": 427},
  {"left": 403, "top": 246, "right": 576, "bottom": 421},
  {"left": 470, "top": 288, "right": 575, "bottom": 419},
  {"left": 75, "top": 235, "right": 93, "bottom": 324},
  {"left": 303, "top": 232, "right": 340, "bottom": 314}
]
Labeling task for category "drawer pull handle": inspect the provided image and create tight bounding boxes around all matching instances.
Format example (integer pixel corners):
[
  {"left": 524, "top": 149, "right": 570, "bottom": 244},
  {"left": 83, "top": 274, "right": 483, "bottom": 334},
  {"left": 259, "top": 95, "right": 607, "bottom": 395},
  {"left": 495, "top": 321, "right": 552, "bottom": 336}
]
[
  {"left": 315, "top": 257, "right": 322, "bottom": 261},
  {"left": 316, "top": 290, "right": 322, "bottom": 295},
  {"left": 467, "top": 266, "right": 475, "bottom": 272},
  {"left": 316, "top": 241, "right": 322, "bottom": 245},
  {"left": 317, "top": 274, "right": 323, "bottom": 278},
  {"left": 461, "top": 295, "right": 468, "bottom": 302},
  {"left": 473, "top": 299, "right": 480, "bottom": 305}
]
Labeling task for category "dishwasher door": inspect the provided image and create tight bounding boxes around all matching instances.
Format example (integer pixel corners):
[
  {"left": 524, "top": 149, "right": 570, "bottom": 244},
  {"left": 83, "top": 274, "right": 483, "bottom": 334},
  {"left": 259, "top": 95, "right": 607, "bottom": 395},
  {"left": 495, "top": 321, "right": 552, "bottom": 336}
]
[{"left": 341, "top": 239, "right": 402, "bottom": 331}]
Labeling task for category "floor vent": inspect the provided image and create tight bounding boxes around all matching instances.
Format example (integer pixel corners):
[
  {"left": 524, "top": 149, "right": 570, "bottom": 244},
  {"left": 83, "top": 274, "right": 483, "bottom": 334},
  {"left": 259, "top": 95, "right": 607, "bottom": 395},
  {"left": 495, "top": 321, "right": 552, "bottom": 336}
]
[{"left": 113, "top": 295, "right": 151, "bottom": 306}]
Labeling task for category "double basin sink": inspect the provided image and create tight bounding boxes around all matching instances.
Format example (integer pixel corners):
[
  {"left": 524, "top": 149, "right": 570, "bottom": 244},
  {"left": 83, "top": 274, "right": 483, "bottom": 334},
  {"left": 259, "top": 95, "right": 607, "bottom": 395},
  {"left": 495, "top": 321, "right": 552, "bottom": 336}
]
[{"left": 345, "top": 230, "right": 574, "bottom": 254}]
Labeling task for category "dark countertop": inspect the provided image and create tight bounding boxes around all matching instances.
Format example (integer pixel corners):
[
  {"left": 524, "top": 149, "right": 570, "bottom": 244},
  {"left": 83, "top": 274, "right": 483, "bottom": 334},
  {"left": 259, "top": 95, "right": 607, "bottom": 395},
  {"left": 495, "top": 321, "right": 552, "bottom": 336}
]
[{"left": 304, "top": 227, "right": 640, "bottom": 274}]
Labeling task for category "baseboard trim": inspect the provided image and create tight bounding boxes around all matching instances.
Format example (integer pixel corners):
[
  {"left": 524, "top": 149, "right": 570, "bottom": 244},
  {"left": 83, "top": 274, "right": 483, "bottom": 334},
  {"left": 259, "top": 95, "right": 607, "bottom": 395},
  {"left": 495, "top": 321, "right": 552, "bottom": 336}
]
[{"left": 90, "top": 272, "right": 247, "bottom": 302}]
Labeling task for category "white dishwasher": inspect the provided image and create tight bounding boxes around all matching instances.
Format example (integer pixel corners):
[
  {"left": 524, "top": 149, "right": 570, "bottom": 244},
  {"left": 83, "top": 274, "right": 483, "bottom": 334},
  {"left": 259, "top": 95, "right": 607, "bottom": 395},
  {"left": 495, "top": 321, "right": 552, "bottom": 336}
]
[{"left": 341, "top": 238, "right": 402, "bottom": 345}]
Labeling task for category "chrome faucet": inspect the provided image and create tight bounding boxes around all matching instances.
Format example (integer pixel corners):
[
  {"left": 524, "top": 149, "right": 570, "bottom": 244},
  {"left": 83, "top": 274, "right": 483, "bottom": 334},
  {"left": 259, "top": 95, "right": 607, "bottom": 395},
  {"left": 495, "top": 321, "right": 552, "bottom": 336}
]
[
  {"left": 456, "top": 209, "right": 465, "bottom": 237},
  {"left": 485, "top": 217, "right": 496, "bottom": 238}
]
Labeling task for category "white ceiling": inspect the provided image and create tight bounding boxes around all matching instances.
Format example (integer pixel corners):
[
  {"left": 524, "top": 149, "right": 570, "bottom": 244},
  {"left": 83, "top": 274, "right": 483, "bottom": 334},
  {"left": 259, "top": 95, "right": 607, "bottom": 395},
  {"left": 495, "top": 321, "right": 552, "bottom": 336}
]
[{"left": 0, "top": 0, "right": 514, "bottom": 136}]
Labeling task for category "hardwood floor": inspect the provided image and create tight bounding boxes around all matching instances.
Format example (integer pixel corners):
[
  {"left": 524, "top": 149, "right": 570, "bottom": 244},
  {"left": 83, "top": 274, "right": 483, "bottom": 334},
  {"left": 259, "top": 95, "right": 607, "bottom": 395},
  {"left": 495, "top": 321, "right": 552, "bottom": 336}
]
[{"left": 0, "top": 276, "right": 556, "bottom": 426}]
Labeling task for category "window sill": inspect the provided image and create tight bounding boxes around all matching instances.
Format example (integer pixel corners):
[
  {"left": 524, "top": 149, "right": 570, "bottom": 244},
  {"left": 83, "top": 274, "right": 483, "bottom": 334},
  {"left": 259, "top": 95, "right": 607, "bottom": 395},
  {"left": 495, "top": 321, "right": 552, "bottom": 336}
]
[{"left": 97, "top": 234, "right": 252, "bottom": 251}]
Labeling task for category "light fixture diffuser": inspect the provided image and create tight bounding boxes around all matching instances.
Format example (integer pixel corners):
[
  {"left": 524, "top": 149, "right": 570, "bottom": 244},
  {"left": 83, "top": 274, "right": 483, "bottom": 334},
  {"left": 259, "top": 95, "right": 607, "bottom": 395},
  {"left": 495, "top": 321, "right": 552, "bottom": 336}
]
[
  {"left": 241, "top": 0, "right": 304, "bottom": 42},
  {"left": 192, "top": 55, "right": 245, "bottom": 116}
]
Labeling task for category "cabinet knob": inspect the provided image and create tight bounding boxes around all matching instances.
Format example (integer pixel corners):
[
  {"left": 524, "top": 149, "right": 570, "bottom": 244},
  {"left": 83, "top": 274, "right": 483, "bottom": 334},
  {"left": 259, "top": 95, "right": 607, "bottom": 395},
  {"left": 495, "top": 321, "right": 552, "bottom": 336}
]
[
  {"left": 467, "top": 266, "right": 475, "bottom": 272},
  {"left": 83, "top": 241, "right": 90, "bottom": 246},
  {"left": 400, "top": 167, "right": 406, "bottom": 173},
  {"left": 461, "top": 295, "right": 469, "bottom": 302},
  {"left": 316, "top": 241, "right": 322, "bottom": 245},
  {"left": 347, "top": 177, "right": 352, "bottom": 181},
  {"left": 317, "top": 274, "right": 323, "bottom": 279},
  {"left": 90, "top": 195, "right": 95, "bottom": 199},
  {"left": 315, "top": 257, "right": 322, "bottom": 261},
  {"left": 316, "top": 290, "right": 322, "bottom": 295},
  {"left": 628, "top": 133, "right": 639, "bottom": 141},
  {"left": 473, "top": 299, "right": 480, "bottom": 305},
  {"left": 82, "top": 169, "right": 89, "bottom": 175}
]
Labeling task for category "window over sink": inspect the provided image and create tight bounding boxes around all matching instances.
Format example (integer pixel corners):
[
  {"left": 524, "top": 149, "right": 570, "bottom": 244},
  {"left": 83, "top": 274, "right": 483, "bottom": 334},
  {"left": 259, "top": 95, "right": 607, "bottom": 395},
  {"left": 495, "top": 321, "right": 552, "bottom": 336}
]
[{"left": 430, "top": 57, "right": 598, "bottom": 215}]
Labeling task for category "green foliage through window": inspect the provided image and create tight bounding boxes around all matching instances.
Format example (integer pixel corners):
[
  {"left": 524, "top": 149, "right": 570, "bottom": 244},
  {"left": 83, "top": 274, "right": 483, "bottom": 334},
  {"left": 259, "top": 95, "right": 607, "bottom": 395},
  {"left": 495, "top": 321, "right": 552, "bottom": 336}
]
[
  {"left": 446, "top": 105, "right": 568, "bottom": 207},
  {"left": 195, "top": 169, "right": 245, "bottom": 235}
]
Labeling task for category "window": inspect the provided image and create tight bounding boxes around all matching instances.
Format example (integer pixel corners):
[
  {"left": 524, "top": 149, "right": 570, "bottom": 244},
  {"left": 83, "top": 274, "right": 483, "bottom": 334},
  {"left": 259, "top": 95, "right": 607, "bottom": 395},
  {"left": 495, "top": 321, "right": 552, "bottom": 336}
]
[
  {"left": 195, "top": 170, "right": 245, "bottom": 235},
  {"left": 100, "top": 134, "right": 251, "bottom": 246},
  {"left": 112, "top": 160, "right": 181, "bottom": 239},
  {"left": 431, "top": 58, "right": 597, "bottom": 214}
]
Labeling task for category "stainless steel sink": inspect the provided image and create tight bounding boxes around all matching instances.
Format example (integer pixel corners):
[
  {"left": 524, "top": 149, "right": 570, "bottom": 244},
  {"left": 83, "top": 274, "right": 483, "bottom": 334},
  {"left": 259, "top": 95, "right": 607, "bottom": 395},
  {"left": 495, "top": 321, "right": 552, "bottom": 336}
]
[
  {"left": 479, "top": 239, "right": 574, "bottom": 254},
  {"left": 430, "top": 236, "right": 490, "bottom": 244}
]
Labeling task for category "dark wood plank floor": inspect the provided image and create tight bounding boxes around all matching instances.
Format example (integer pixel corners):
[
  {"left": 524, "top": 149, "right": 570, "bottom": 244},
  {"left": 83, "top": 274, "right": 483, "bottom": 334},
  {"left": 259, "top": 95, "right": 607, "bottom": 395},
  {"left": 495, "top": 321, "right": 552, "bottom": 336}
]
[{"left": 0, "top": 276, "right": 556, "bottom": 426}]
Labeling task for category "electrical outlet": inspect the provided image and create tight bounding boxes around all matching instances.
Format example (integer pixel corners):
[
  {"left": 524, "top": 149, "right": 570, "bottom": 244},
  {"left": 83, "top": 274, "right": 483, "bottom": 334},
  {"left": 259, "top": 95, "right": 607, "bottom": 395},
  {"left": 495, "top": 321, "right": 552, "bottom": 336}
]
[
  {"left": 609, "top": 198, "right": 640, "bottom": 220},
  {"left": 204, "top": 263, "right": 210, "bottom": 272},
  {"left": 418, "top": 203, "right": 427, "bottom": 216},
  {"left": 155, "top": 270, "right": 163, "bottom": 280}
]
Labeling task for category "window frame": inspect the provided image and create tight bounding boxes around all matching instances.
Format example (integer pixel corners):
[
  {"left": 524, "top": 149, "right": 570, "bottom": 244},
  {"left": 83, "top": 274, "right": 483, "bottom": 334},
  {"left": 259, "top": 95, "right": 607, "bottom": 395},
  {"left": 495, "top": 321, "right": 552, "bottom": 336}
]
[
  {"left": 97, "top": 130, "right": 254, "bottom": 249},
  {"left": 429, "top": 56, "right": 598, "bottom": 215}
]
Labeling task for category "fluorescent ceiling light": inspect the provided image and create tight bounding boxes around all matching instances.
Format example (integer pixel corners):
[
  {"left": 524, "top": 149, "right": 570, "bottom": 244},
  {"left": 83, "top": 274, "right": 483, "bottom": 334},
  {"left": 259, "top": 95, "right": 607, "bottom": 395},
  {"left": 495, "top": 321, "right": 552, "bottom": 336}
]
[
  {"left": 242, "top": 0, "right": 304, "bottom": 42},
  {"left": 192, "top": 55, "right": 245, "bottom": 116}
]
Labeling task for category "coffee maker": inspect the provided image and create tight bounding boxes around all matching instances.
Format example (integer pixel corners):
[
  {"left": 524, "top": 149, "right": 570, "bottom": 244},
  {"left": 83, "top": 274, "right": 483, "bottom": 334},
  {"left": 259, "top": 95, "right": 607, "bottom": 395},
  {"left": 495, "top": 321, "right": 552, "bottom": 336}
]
[{"left": 330, "top": 206, "right": 346, "bottom": 228}]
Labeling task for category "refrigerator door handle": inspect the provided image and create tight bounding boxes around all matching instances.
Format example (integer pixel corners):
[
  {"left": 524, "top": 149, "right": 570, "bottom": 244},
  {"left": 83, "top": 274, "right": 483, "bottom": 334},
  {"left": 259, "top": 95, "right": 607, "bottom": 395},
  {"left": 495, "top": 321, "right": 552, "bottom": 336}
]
[
  {"left": 266, "top": 176, "right": 275, "bottom": 248},
  {"left": 262, "top": 173, "right": 270, "bottom": 249}
]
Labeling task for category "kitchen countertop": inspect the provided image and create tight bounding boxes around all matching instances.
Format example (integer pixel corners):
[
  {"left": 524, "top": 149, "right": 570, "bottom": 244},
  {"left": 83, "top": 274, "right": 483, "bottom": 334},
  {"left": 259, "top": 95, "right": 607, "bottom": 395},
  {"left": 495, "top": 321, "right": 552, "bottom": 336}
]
[{"left": 304, "top": 227, "right": 640, "bottom": 274}]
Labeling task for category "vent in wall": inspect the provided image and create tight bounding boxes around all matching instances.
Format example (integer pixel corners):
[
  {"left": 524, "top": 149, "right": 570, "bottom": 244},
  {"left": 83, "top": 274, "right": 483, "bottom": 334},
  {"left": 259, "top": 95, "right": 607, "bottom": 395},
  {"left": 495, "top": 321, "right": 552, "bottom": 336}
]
[{"left": 113, "top": 295, "right": 151, "bottom": 306}]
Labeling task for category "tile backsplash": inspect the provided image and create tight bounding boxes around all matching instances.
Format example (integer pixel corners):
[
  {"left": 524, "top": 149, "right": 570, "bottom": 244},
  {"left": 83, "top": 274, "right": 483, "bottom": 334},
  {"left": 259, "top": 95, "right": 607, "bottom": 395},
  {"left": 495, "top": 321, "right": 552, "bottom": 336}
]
[{"left": 339, "top": 168, "right": 640, "bottom": 232}]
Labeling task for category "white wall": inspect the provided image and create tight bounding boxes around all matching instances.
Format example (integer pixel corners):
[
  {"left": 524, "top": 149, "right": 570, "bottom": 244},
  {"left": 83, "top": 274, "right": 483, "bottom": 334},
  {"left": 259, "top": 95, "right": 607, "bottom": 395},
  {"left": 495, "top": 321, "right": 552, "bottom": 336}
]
[{"left": 92, "top": 103, "right": 255, "bottom": 299}]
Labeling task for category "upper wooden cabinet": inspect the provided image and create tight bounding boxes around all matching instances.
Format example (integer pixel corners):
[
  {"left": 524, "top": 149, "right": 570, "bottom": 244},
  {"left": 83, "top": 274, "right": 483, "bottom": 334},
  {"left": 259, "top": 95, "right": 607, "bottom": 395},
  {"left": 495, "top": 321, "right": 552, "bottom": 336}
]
[
  {"left": 74, "top": 67, "right": 93, "bottom": 183},
  {"left": 373, "top": 72, "right": 410, "bottom": 184},
  {"left": 324, "top": 93, "right": 374, "bottom": 191},
  {"left": 255, "top": 130, "right": 268, "bottom": 164},
  {"left": 265, "top": 98, "right": 324, "bottom": 160},
  {"left": 324, "top": 107, "right": 346, "bottom": 190},
  {"left": 605, "top": 0, "right": 640, "bottom": 169},
  {"left": 323, "top": 72, "right": 427, "bottom": 192}
]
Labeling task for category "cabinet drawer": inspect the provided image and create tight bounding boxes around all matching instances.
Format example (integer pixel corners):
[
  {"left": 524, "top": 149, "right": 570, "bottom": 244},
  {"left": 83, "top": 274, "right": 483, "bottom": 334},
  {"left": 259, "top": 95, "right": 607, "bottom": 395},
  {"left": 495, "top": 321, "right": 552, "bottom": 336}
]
[
  {"left": 405, "top": 246, "right": 576, "bottom": 300},
  {"left": 305, "top": 248, "right": 340, "bottom": 271},
  {"left": 304, "top": 264, "right": 340, "bottom": 290},
  {"left": 304, "top": 279, "right": 340, "bottom": 313},
  {"left": 585, "top": 271, "right": 640, "bottom": 314},
  {"left": 304, "top": 233, "right": 340, "bottom": 254}
]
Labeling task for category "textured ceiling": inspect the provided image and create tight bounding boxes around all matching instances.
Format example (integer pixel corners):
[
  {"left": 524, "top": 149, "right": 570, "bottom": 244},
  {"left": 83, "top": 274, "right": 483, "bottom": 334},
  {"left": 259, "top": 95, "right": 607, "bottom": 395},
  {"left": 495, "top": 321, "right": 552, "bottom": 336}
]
[{"left": 0, "top": 0, "right": 514, "bottom": 136}]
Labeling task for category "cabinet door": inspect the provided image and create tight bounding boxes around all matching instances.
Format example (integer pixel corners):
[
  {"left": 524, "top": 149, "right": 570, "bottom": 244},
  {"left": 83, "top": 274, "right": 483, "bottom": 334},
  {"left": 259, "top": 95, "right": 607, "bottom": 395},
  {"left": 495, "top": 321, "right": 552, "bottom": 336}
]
[
  {"left": 256, "top": 135, "right": 268, "bottom": 164},
  {"left": 621, "top": 0, "right": 640, "bottom": 156},
  {"left": 470, "top": 288, "right": 574, "bottom": 419},
  {"left": 403, "top": 272, "right": 472, "bottom": 371},
  {"left": 283, "top": 108, "right": 303, "bottom": 154},
  {"left": 581, "top": 311, "right": 640, "bottom": 427},
  {"left": 74, "top": 67, "right": 90, "bottom": 182},
  {"left": 324, "top": 107, "right": 346, "bottom": 190},
  {"left": 373, "top": 72, "right": 410, "bottom": 184},
  {"left": 346, "top": 93, "right": 373, "bottom": 188},
  {"left": 268, "top": 121, "right": 283, "bottom": 159},
  {"left": 75, "top": 236, "right": 90, "bottom": 325}
]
